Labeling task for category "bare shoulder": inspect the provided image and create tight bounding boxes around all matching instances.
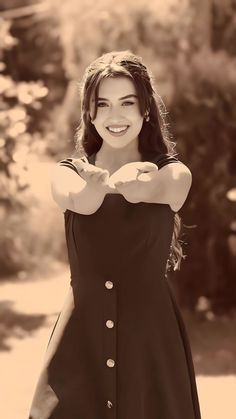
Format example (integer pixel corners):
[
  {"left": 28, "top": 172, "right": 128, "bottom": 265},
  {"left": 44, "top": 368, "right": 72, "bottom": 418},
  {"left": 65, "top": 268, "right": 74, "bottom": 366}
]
[
  {"left": 50, "top": 159, "right": 86, "bottom": 193},
  {"left": 159, "top": 160, "right": 192, "bottom": 184}
]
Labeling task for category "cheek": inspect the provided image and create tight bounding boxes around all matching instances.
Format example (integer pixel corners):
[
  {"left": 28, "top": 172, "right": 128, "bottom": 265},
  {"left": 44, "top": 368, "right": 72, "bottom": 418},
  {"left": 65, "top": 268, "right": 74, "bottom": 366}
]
[
  {"left": 130, "top": 113, "right": 144, "bottom": 128},
  {"left": 92, "top": 115, "right": 107, "bottom": 133},
  {"left": 131, "top": 113, "right": 144, "bottom": 133},
  {"left": 93, "top": 109, "right": 109, "bottom": 124},
  {"left": 128, "top": 106, "right": 143, "bottom": 120}
]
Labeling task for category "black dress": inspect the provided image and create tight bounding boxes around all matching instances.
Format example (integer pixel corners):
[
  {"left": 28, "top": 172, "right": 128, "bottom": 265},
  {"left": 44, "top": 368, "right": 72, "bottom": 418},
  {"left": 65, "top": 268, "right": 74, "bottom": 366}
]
[{"left": 28, "top": 152, "right": 201, "bottom": 419}]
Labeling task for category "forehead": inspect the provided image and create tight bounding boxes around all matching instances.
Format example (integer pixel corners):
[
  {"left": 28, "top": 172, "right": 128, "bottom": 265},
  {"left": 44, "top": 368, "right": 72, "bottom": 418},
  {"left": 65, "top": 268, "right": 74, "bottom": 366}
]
[{"left": 97, "top": 76, "right": 136, "bottom": 98}]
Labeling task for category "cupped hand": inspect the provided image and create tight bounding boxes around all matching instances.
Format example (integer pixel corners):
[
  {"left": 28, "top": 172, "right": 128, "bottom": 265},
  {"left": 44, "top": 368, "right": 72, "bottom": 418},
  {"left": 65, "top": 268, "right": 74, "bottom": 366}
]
[
  {"left": 72, "top": 159, "right": 110, "bottom": 189},
  {"left": 109, "top": 161, "right": 158, "bottom": 202}
]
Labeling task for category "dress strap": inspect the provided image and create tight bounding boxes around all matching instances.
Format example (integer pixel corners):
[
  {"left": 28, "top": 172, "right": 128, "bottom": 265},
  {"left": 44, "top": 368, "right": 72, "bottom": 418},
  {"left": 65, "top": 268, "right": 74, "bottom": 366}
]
[
  {"left": 154, "top": 154, "right": 179, "bottom": 169},
  {"left": 58, "top": 156, "right": 89, "bottom": 174},
  {"left": 59, "top": 153, "right": 179, "bottom": 172}
]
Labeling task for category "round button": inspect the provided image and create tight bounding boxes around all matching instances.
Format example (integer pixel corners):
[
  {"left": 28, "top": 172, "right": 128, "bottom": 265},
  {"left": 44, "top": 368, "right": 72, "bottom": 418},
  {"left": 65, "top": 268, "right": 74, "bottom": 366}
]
[
  {"left": 105, "top": 281, "right": 113, "bottom": 289},
  {"left": 107, "top": 400, "right": 113, "bottom": 408},
  {"left": 106, "top": 358, "right": 115, "bottom": 368},
  {"left": 106, "top": 320, "right": 114, "bottom": 328}
]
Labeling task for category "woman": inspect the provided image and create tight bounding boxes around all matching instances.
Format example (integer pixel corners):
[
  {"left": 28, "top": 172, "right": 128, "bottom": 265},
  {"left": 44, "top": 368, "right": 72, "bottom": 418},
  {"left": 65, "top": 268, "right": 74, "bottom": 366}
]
[{"left": 28, "top": 50, "right": 201, "bottom": 419}]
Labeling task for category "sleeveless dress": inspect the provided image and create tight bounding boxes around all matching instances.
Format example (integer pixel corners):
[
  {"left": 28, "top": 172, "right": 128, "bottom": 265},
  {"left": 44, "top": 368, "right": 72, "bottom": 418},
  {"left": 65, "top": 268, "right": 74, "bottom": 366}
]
[{"left": 28, "top": 152, "right": 201, "bottom": 419}]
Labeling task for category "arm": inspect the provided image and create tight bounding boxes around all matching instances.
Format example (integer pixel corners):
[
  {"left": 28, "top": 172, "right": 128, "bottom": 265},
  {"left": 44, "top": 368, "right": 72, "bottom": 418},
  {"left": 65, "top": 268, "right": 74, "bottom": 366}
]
[
  {"left": 50, "top": 163, "right": 107, "bottom": 215},
  {"left": 138, "top": 162, "right": 192, "bottom": 212}
]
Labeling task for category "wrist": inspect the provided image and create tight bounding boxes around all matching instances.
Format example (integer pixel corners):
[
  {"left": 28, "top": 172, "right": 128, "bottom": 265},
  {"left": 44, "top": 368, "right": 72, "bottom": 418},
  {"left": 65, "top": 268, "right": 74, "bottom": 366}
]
[
  {"left": 129, "top": 174, "right": 155, "bottom": 202},
  {"left": 136, "top": 172, "right": 160, "bottom": 203},
  {"left": 86, "top": 180, "right": 109, "bottom": 198}
]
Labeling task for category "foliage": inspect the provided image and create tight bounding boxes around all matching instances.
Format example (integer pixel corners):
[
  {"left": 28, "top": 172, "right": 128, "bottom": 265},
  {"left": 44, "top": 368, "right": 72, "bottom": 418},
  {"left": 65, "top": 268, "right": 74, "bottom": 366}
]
[
  {"left": 0, "top": 10, "right": 66, "bottom": 275},
  {"left": 0, "top": 17, "right": 48, "bottom": 207},
  {"left": 171, "top": 48, "right": 236, "bottom": 311},
  {"left": 212, "top": 0, "right": 236, "bottom": 55}
]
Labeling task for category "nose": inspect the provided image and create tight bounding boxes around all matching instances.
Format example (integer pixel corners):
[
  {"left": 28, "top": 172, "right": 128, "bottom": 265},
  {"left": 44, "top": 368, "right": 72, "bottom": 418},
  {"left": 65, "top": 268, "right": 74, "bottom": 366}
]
[{"left": 107, "top": 103, "right": 125, "bottom": 123}]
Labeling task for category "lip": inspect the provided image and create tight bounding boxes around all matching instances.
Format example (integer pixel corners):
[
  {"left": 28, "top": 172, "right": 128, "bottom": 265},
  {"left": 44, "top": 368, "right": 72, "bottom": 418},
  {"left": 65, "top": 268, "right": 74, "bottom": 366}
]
[
  {"left": 106, "top": 125, "right": 129, "bottom": 136},
  {"left": 106, "top": 124, "right": 129, "bottom": 128}
]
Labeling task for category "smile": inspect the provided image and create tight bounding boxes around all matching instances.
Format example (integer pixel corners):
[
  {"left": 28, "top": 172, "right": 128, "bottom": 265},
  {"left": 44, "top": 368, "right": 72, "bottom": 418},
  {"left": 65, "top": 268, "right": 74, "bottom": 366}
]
[{"left": 106, "top": 125, "right": 129, "bottom": 135}]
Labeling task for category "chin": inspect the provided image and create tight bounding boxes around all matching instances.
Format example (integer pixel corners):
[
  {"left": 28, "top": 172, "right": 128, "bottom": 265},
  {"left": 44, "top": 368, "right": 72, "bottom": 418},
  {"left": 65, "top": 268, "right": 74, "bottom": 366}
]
[{"left": 104, "top": 138, "right": 138, "bottom": 149}]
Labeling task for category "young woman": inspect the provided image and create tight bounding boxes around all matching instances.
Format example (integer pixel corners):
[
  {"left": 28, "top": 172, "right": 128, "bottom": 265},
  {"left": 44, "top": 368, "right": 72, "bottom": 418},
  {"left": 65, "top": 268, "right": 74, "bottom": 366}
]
[{"left": 28, "top": 50, "right": 201, "bottom": 419}]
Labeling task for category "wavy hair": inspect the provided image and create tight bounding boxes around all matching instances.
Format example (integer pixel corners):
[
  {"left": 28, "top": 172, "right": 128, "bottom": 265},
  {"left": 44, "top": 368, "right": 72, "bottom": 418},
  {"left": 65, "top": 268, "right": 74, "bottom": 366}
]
[{"left": 73, "top": 50, "right": 186, "bottom": 271}]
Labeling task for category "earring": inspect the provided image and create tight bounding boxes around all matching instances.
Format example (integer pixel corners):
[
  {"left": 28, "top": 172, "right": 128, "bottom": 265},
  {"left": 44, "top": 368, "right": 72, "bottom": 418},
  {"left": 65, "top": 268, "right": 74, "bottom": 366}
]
[
  {"left": 145, "top": 112, "right": 150, "bottom": 122},
  {"left": 87, "top": 112, "right": 93, "bottom": 124}
]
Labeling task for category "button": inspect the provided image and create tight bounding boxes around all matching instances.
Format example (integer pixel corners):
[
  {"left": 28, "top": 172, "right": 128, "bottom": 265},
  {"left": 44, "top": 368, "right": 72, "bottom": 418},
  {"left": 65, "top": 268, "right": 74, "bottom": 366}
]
[
  {"left": 106, "top": 358, "right": 115, "bottom": 367},
  {"left": 107, "top": 400, "right": 113, "bottom": 408},
  {"left": 106, "top": 320, "right": 114, "bottom": 328},
  {"left": 105, "top": 281, "right": 113, "bottom": 289}
]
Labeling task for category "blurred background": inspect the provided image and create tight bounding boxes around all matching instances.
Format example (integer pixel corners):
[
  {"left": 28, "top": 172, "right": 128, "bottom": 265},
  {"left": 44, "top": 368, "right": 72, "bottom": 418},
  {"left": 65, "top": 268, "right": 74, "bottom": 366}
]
[{"left": 0, "top": 0, "right": 236, "bottom": 418}]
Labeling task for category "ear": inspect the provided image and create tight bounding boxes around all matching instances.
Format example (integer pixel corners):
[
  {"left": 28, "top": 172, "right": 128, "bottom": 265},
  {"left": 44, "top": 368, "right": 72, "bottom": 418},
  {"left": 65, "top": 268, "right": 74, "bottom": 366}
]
[{"left": 88, "top": 111, "right": 94, "bottom": 124}]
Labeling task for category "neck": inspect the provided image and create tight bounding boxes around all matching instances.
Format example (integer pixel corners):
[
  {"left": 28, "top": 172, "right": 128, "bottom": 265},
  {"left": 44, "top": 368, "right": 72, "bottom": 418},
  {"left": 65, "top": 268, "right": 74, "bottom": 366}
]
[{"left": 96, "top": 138, "right": 141, "bottom": 166}]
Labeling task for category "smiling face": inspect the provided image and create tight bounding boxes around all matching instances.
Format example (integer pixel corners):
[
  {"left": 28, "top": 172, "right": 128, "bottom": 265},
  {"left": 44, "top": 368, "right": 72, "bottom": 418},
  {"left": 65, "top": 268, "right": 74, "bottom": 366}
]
[{"left": 89, "top": 76, "right": 144, "bottom": 150}]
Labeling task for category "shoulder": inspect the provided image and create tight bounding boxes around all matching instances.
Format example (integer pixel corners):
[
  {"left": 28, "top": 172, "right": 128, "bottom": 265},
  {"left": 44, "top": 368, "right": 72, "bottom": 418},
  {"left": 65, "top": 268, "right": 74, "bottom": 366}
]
[
  {"left": 50, "top": 156, "right": 88, "bottom": 187},
  {"left": 154, "top": 153, "right": 180, "bottom": 169},
  {"left": 154, "top": 153, "right": 192, "bottom": 180}
]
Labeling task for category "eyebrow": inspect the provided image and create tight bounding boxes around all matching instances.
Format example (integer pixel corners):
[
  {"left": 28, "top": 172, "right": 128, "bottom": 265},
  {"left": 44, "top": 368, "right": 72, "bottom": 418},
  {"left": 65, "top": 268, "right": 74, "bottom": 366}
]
[{"left": 96, "top": 94, "right": 138, "bottom": 101}]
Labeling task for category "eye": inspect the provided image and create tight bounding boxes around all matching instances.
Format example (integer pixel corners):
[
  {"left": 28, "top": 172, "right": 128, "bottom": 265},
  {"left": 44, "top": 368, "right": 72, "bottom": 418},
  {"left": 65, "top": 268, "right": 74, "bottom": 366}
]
[
  {"left": 97, "top": 102, "right": 108, "bottom": 107},
  {"left": 122, "top": 101, "right": 135, "bottom": 106}
]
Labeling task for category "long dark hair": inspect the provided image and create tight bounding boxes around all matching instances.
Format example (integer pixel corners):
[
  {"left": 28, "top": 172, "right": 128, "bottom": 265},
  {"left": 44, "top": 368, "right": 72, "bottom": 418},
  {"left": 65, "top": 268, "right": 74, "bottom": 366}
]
[{"left": 73, "top": 50, "right": 185, "bottom": 271}]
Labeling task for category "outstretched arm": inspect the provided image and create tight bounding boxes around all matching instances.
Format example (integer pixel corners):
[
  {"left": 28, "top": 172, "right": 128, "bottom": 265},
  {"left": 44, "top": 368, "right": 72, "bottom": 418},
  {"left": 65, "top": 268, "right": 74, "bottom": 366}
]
[
  {"left": 110, "top": 160, "right": 192, "bottom": 212},
  {"left": 50, "top": 160, "right": 108, "bottom": 215},
  {"left": 137, "top": 162, "right": 192, "bottom": 212}
]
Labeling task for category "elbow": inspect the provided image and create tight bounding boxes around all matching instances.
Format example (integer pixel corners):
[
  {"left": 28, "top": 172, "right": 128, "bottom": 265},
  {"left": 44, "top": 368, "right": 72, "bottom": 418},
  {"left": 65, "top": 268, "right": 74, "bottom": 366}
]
[
  {"left": 185, "top": 168, "right": 192, "bottom": 193},
  {"left": 51, "top": 183, "right": 71, "bottom": 212},
  {"left": 169, "top": 168, "right": 192, "bottom": 212}
]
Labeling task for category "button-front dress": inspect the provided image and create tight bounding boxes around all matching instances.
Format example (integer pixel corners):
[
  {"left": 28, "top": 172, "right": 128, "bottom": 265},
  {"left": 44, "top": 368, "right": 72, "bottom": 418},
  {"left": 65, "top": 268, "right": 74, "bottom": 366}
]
[{"left": 28, "top": 152, "right": 201, "bottom": 419}]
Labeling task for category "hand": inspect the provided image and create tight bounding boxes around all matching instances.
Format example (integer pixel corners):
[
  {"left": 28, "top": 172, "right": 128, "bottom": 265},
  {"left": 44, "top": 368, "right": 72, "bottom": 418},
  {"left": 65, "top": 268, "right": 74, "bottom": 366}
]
[
  {"left": 109, "top": 161, "right": 158, "bottom": 202},
  {"left": 72, "top": 159, "right": 110, "bottom": 190}
]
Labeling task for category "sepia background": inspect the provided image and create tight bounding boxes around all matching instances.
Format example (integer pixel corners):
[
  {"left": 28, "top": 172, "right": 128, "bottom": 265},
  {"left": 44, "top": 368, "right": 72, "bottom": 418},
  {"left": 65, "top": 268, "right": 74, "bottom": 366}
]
[{"left": 0, "top": 0, "right": 236, "bottom": 418}]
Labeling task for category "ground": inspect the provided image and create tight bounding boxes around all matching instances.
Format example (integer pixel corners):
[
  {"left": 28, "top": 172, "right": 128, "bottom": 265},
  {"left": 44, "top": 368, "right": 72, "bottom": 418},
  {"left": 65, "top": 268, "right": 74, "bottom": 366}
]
[{"left": 0, "top": 261, "right": 235, "bottom": 419}]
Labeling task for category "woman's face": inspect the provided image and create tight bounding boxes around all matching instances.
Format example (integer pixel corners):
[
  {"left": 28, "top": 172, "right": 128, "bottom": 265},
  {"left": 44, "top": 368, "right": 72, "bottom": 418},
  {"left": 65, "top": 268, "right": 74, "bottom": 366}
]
[{"left": 89, "top": 76, "right": 144, "bottom": 149}]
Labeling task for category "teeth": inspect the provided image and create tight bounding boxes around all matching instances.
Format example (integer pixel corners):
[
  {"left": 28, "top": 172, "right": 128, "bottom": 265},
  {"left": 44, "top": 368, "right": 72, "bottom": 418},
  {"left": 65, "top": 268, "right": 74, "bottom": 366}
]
[{"left": 107, "top": 126, "right": 128, "bottom": 133}]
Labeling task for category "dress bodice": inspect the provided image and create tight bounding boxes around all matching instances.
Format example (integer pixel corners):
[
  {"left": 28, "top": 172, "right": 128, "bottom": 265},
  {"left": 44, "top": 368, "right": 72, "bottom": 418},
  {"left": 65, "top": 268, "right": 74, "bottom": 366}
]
[{"left": 60, "top": 152, "right": 179, "bottom": 282}]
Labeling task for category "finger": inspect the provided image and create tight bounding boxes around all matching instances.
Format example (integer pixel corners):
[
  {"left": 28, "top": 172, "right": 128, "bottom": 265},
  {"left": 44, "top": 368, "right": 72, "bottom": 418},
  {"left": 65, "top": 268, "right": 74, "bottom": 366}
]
[
  {"left": 136, "top": 173, "right": 151, "bottom": 182},
  {"left": 88, "top": 172, "right": 101, "bottom": 181},
  {"left": 74, "top": 161, "right": 88, "bottom": 174},
  {"left": 101, "top": 171, "right": 109, "bottom": 183},
  {"left": 141, "top": 162, "right": 158, "bottom": 172},
  {"left": 114, "top": 179, "right": 135, "bottom": 187},
  {"left": 72, "top": 158, "right": 86, "bottom": 168},
  {"left": 76, "top": 166, "right": 85, "bottom": 173},
  {"left": 115, "top": 181, "right": 124, "bottom": 187},
  {"left": 89, "top": 170, "right": 109, "bottom": 183},
  {"left": 89, "top": 167, "right": 108, "bottom": 175},
  {"left": 107, "top": 178, "right": 116, "bottom": 188},
  {"left": 96, "top": 171, "right": 108, "bottom": 182}
]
